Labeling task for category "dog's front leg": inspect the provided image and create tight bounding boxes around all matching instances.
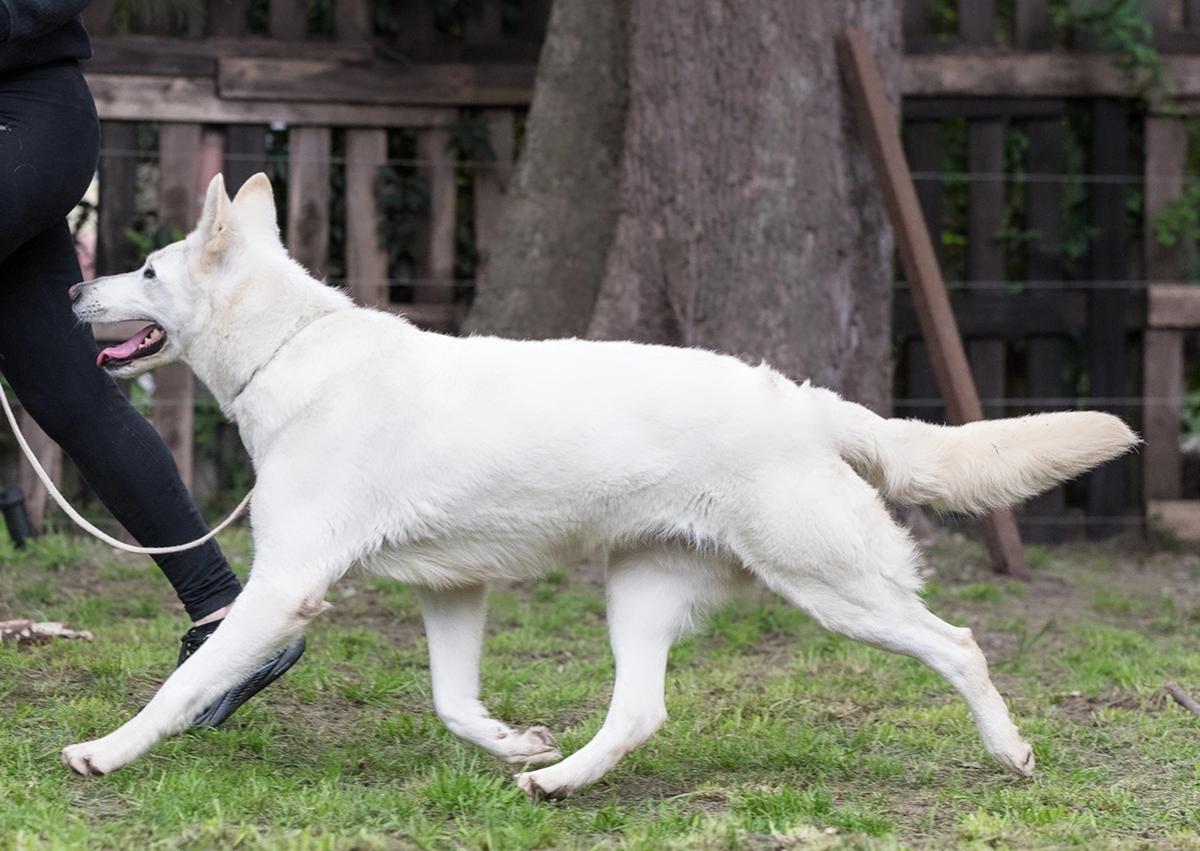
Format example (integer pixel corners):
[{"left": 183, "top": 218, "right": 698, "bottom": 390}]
[
  {"left": 61, "top": 571, "right": 330, "bottom": 775},
  {"left": 418, "top": 585, "right": 561, "bottom": 765}
]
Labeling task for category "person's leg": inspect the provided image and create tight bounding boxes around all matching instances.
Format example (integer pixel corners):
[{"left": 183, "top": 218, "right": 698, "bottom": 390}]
[
  {"left": 0, "top": 61, "right": 241, "bottom": 621},
  {"left": 0, "top": 222, "right": 243, "bottom": 621},
  {"left": 0, "top": 61, "right": 101, "bottom": 264},
  {"left": 0, "top": 60, "right": 304, "bottom": 728}
]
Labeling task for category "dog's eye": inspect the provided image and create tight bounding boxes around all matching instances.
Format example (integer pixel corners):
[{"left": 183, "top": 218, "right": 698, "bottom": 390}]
[{"left": 143, "top": 267, "right": 155, "bottom": 280}]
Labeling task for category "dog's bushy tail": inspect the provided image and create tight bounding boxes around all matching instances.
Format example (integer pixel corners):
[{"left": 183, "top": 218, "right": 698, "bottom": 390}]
[{"left": 814, "top": 388, "right": 1139, "bottom": 514}]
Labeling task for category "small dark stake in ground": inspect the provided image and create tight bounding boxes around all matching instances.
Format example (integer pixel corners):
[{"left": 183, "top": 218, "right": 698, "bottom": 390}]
[{"left": 2, "top": 525, "right": 1200, "bottom": 849}]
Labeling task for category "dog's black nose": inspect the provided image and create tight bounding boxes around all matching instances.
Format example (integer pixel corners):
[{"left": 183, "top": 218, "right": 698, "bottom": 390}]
[{"left": 68, "top": 282, "right": 85, "bottom": 304}]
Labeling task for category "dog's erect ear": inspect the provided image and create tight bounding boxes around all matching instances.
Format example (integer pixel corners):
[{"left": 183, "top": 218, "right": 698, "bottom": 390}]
[
  {"left": 196, "top": 173, "right": 232, "bottom": 260},
  {"left": 232, "top": 172, "right": 282, "bottom": 245}
]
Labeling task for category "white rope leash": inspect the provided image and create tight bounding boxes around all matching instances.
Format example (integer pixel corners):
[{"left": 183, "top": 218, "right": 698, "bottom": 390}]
[{"left": 0, "top": 381, "right": 252, "bottom": 555}]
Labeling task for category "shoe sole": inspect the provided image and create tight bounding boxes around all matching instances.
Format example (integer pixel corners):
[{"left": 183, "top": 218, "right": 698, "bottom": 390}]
[{"left": 190, "top": 636, "right": 307, "bottom": 728}]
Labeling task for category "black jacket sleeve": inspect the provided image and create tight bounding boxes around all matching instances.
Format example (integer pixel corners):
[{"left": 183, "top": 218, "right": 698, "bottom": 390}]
[{"left": 0, "top": 0, "right": 92, "bottom": 43}]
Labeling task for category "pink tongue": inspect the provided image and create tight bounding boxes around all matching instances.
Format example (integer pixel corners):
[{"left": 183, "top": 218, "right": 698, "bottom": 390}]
[{"left": 97, "top": 324, "right": 156, "bottom": 367}]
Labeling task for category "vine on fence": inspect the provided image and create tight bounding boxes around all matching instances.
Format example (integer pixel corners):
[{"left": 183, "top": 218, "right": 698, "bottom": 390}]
[{"left": 1051, "top": 0, "right": 1172, "bottom": 105}]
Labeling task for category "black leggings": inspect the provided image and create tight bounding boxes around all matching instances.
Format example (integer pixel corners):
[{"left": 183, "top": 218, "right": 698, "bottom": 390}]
[{"left": 0, "top": 61, "right": 241, "bottom": 621}]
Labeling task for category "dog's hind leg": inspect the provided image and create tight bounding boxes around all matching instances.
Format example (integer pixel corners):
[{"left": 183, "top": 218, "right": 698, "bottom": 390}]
[
  {"left": 516, "top": 546, "right": 735, "bottom": 799},
  {"left": 743, "top": 466, "right": 1034, "bottom": 777},
  {"left": 776, "top": 577, "right": 1033, "bottom": 776},
  {"left": 418, "top": 584, "right": 562, "bottom": 765}
]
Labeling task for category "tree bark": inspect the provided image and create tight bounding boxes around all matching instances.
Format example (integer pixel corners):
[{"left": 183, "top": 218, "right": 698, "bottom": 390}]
[
  {"left": 466, "top": 0, "right": 899, "bottom": 413},
  {"left": 461, "top": 0, "right": 628, "bottom": 339},
  {"left": 588, "top": 0, "right": 899, "bottom": 412}
]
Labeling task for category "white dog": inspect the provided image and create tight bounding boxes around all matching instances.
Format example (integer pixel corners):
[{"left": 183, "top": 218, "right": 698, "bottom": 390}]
[{"left": 63, "top": 173, "right": 1136, "bottom": 798}]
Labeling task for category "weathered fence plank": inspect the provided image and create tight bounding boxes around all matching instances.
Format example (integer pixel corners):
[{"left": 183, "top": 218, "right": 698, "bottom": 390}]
[
  {"left": 16, "top": 410, "right": 62, "bottom": 534},
  {"left": 1146, "top": 0, "right": 1173, "bottom": 46},
  {"left": 1015, "top": 0, "right": 1053, "bottom": 50},
  {"left": 208, "top": 0, "right": 252, "bottom": 37},
  {"left": 337, "top": 0, "right": 371, "bottom": 44},
  {"left": 83, "top": 0, "right": 117, "bottom": 35},
  {"left": 223, "top": 124, "right": 268, "bottom": 190},
  {"left": 89, "top": 74, "right": 454, "bottom": 127},
  {"left": 1086, "top": 100, "right": 1133, "bottom": 535},
  {"left": 269, "top": 0, "right": 306, "bottom": 40},
  {"left": 1144, "top": 331, "right": 1185, "bottom": 500},
  {"left": 959, "top": 0, "right": 997, "bottom": 46},
  {"left": 904, "top": 53, "right": 1200, "bottom": 96},
  {"left": 967, "top": 119, "right": 1008, "bottom": 419},
  {"left": 87, "top": 36, "right": 367, "bottom": 77},
  {"left": 905, "top": 97, "right": 1067, "bottom": 119},
  {"left": 902, "top": 118, "right": 946, "bottom": 423},
  {"left": 1148, "top": 283, "right": 1200, "bottom": 327},
  {"left": 1024, "top": 116, "right": 1069, "bottom": 530},
  {"left": 465, "top": 0, "right": 503, "bottom": 44},
  {"left": 1148, "top": 499, "right": 1200, "bottom": 540},
  {"left": 417, "top": 127, "right": 457, "bottom": 309},
  {"left": 894, "top": 290, "right": 1143, "bottom": 338},
  {"left": 345, "top": 128, "right": 389, "bottom": 308},
  {"left": 97, "top": 121, "right": 139, "bottom": 276},
  {"left": 155, "top": 123, "right": 207, "bottom": 489},
  {"left": 474, "top": 110, "right": 515, "bottom": 269},
  {"left": 286, "top": 126, "right": 332, "bottom": 278},
  {"left": 219, "top": 59, "right": 537, "bottom": 107},
  {"left": 1143, "top": 118, "right": 1188, "bottom": 502}
]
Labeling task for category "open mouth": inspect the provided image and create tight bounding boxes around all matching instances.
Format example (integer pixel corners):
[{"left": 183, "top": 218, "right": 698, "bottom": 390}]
[{"left": 96, "top": 323, "right": 167, "bottom": 369}]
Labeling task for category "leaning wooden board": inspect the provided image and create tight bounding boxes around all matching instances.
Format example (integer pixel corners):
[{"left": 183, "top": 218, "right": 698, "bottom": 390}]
[{"left": 839, "top": 28, "right": 1031, "bottom": 579}]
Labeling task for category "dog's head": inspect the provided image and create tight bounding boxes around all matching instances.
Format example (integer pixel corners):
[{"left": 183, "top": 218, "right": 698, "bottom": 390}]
[{"left": 71, "top": 172, "right": 282, "bottom": 378}]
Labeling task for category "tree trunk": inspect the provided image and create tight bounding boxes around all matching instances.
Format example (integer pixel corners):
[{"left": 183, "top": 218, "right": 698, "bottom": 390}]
[
  {"left": 465, "top": 0, "right": 899, "bottom": 413},
  {"left": 461, "top": 0, "right": 628, "bottom": 339},
  {"left": 588, "top": 1, "right": 899, "bottom": 412}
]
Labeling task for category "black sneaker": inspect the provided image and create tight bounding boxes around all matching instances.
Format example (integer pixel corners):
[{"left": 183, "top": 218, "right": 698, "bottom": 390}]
[{"left": 177, "top": 620, "right": 307, "bottom": 728}]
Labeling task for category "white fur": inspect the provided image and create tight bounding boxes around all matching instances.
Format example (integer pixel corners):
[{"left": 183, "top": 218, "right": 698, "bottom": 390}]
[{"left": 60, "top": 173, "right": 1137, "bottom": 795}]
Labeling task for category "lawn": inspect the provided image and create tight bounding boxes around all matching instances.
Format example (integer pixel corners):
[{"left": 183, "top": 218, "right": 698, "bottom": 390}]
[{"left": 2, "top": 525, "right": 1200, "bottom": 849}]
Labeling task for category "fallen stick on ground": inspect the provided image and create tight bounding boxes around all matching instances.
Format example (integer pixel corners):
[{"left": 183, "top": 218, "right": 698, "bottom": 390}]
[
  {"left": 0, "top": 619, "right": 94, "bottom": 646},
  {"left": 1164, "top": 681, "right": 1200, "bottom": 717}
]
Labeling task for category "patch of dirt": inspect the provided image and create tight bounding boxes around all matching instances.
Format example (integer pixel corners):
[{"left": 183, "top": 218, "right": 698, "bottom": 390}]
[
  {"left": 320, "top": 580, "right": 426, "bottom": 647},
  {"left": 927, "top": 532, "right": 1200, "bottom": 642},
  {"left": 1050, "top": 688, "right": 1167, "bottom": 725}
]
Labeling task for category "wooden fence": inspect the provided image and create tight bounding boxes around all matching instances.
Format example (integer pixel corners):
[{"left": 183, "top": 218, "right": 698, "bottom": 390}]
[
  {"left": 901, "top": 0, "right": 1200, "bottom": 541},
  {"left": 9, "top": 0, "right": 1200, "bottom": 543},
  {"left": 16, "top": 0, "right": 538, "bottom": 526}
]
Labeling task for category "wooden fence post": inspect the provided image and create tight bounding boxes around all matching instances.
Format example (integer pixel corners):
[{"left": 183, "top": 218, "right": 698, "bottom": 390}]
[
  {"left": 1086, "top": 99, "right": 1133, "bottom": 536},
  {"left": 840, "top": 27, "right": 1030, "bottom": 578},
  {"left": 959, "top": 0, "right": 997, "bottom": 46},
  {"left": 416, "top": 126, "right": 457, "bottom": 323},
  {"left": 336, "top": 0, "right": 371, "bottom": 44},
  {"left": 269, "top": 0, "right": 306, "bottom": 40},
  {"left": 901, "top": 119, "right": 946, "bottom": 424},
  {"left": 286, "top": 126, "right": 332, "bottom": 277},
  {"left": 345, "top": 128, "right": 389, "bottom": 307},
  {"left": 208, "top": 0, "right": 252, "bottom": 37},
  {"left": 967, "top": 119, "right": 1007, "bottom": 419},
  {"left": 1143, "top": 116, "right": 1187, "bottom": 503},
  {"left": 97, "top": 121, "right": 139, "bottom": 276},
  {"left": 155, "top": 123, "right": 206, "bottom": 490},
  {"left": 474, "top": 110, "right": 515, "bottom": 269},
  {"left": 1015, "top": 0, "right": 1053, "bottom": 50},
  {"left": 15, "top": 411, "right": 62, "bottom": 534},
  {"left": 223, "top": 124, "right": 268, "bottom": 191},
  {"left": 1023, "top": 116, "right": 1070, "bottom": 535}
]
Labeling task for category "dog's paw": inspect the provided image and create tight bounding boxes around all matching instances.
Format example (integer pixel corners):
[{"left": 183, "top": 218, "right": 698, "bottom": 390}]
[
  {"left": 501, "top": 725, "right": 562, "bottom": 766},
  {"left": 61, "top": 738, "right": 127, "bottom": 776},
  {"left": 993, "top": 738, "right": 1036, "bottom": 778},
  {"left": 515, "top": 768, "right": 572, "bottom": 801}
]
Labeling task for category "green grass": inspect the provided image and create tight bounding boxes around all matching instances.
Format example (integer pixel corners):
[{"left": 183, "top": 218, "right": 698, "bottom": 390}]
[{"left": 2, "top": 528, "right": 1200, "bottom": 849}]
